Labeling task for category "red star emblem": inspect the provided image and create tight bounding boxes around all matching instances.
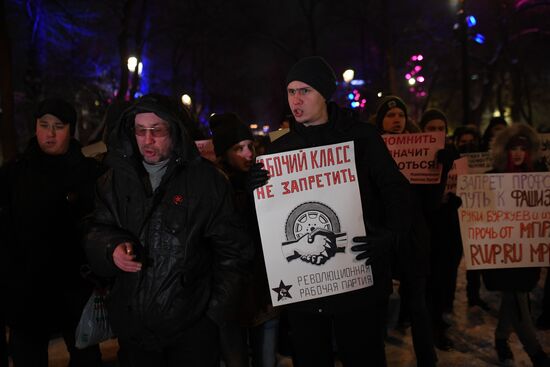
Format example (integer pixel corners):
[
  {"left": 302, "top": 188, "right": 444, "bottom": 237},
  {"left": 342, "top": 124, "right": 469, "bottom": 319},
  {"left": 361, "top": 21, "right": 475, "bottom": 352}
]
[{"left": 173, "top": 194, "right": 184, "bottom": 205}]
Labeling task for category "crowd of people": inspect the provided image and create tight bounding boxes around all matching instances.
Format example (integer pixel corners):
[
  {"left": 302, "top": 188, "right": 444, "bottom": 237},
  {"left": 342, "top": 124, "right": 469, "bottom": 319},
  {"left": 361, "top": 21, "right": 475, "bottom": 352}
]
[{"left": 0, "top": 56, "right": 548, "bottom": 367}]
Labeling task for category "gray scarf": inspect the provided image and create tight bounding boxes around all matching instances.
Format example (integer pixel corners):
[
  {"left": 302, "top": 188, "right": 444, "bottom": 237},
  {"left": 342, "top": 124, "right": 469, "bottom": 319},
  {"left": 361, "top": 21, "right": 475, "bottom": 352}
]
[{"left": 142, "top": 159, "right": 170, "bottom": 192}]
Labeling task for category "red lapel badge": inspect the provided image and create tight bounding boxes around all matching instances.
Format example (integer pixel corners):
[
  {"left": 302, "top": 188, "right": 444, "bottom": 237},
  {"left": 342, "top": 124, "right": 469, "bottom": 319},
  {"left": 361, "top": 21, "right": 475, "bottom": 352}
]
[{"left": 172, "top": 194, "right": 184, "bottom": 205}]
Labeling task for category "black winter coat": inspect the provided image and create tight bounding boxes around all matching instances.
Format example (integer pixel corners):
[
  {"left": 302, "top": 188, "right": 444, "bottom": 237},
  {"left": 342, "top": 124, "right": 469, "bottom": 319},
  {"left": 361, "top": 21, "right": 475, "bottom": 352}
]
[
  {"left": 0, "top": 138, "right": 102, "bottom": 328},
  {"left": 222, "top": 167, "right": 279, "bottom": 326},
  {"left": 84, "top": 96, "right": 253, "bottom": 350},
  {"left": 268, "top": 103, "right": 411, "bottom": 313}
]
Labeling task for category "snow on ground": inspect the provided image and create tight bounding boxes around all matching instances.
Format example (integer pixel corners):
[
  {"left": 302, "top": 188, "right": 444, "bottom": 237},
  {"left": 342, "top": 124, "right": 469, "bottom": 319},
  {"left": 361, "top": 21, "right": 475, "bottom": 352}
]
[
  {"left": 382, "top": 264, "right": 549, "bottom": 367},
  {"left": 41, "top": 262, "right": 548, "bottom": 367}
]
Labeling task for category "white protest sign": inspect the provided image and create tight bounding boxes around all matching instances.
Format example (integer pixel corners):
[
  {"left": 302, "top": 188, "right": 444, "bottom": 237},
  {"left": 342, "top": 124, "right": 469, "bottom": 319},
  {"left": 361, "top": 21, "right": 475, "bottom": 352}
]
[
  {"left": 540, "top": 133, "right": 550, "bottom": 171},
  {"left": 457, "top": 172, "right": 550, "bottom": 270},
  {"left": 461, "top": 151, "right": 493, "bottom": 174},
  {"left": 254, "top": 142, "right": 372, "bottom": 306},
  {"left": 195, "top": 139, "right": 216, "bottom": 162},
  {"left": 444, "top": 157, "right": 469, "bottom": 196},
  {"left": 382, "top": 132, "right": 445, "bottom": 184}
]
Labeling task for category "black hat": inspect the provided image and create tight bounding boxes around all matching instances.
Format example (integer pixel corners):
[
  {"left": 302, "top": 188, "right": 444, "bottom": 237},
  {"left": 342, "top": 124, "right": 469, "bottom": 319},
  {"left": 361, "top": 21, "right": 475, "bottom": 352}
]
[
  {"left": 210, "top": 113, "right": 253, "bottom": 157},
  {"left": 35, "top": 98, "right": 77, "bottom": 134},
  {"left": 419, "top": 109, "right": 448, "bottom": 131},
  {"left": 286, "top": 56, "right": 337, "bottom": 101},
  {"left": 375, "top": 96, "right": 408, "bottom": 130}
]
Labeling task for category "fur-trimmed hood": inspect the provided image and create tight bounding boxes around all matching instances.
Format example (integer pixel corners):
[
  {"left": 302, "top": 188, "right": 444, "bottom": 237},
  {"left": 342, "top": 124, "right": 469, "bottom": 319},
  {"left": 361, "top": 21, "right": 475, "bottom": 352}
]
[{"left": 491, "top": 123, "right": 540, "bottom": 172}]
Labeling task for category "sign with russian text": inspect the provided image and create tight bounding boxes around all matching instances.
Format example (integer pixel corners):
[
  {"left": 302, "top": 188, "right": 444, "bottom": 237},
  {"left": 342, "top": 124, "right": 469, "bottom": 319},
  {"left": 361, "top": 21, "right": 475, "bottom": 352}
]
[
  {"left": 444, "top": 157, "right": 469, "bottom": 196},
  {"left": 540, "top": 133, "right": 550, "bottom": 171},
  {"left": 195, "top": 139, "right": 216, "bottom": 162},
  {"left": 382, "top": 132, "right": 445, "bottom": 184},
  {"left": 254, "top": 142, "right": 372, "bottom": 306},
  {"left": 457, "top": 173, "right": 550, "bottom": 270},
  {"left": 461, "top": 151, "right": 493, "bottom": 174}
]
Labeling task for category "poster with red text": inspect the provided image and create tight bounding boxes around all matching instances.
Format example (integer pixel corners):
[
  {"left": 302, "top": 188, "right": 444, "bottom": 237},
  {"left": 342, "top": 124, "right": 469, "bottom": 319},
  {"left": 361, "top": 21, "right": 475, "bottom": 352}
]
[
  {"left": 195, "top": 139, "right": 216, "bottom": 162},
  {"left": 254, "top": 142, "right": 372, "bottom": 306},
  {"left": 444, "top": 157, "right": 469, "bottom": 196},
  {"left": 382, "top": 132, "right": 445, "bottom": 184},
  {"left": 540, "top": 133, "right": 550, "bottom": 171},
  {"left": 457, "top": 173, "right": 550, "bottom": 270}
]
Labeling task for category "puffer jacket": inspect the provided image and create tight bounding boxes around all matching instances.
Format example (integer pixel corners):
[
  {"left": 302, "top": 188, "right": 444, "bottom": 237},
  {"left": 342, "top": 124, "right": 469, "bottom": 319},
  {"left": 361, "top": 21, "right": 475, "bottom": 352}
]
[
  {"left": 483, "top": 123, "right": 544, "bottom": 292},
  {"left": 84, "top": 95, "right": 253, "bottom": 349},
  {"left": 268, "top": 102, "right": 411, "bottom": 313}
]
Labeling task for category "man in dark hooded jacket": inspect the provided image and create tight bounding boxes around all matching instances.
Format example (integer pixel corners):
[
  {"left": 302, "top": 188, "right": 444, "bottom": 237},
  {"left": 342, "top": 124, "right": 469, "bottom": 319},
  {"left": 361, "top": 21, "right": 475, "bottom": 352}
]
[
  {"left": 253, "top": 57, "right": 411, "bottom": 366},
  {"left": 0, "top": 98, "right": 103, "bottom": 367},
  {"left": 83, "top": 94, "right": 253, "bottom": 367}
]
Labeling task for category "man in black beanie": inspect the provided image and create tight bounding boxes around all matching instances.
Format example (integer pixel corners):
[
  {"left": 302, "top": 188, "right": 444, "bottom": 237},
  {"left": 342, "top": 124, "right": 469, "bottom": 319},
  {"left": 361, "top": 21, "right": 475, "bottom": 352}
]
[
  {"left": 252, "top": 56, "right": 411, "bottom": 366},
  {"left": 35, "top": 97, "right": 78, "bottom": 137},
  {"left": 0, "top": 98, "right": 103, "bottom": 366},
  {"left": 375, "top": 95, "right": 409, "bottom": 134}
]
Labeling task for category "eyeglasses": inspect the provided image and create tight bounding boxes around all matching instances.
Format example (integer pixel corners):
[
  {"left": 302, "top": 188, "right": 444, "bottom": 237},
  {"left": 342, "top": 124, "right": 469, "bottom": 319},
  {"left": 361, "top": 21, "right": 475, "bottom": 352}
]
[
  {"left": 134, "top": 125, "right": 170, "bottom": 138},
  {"left": 37, "top": 121, "right": 67, "bottom": 131},
  {"left": 287, "top": 87, "right": 312, "bottom": 96}
]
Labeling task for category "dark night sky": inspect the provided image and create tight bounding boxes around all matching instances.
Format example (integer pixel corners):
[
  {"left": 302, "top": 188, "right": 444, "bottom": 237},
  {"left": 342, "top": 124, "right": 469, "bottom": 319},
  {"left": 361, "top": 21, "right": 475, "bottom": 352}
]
[{"left": 4, "top": 0, "right": 550, "bottom": 145}]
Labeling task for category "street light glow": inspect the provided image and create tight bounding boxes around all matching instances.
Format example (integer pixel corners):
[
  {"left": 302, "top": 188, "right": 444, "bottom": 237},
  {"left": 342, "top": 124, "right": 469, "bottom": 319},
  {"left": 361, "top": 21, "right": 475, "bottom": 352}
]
[
  {"left": 342, "top": 69, "right": 355, "bottom": 83},
  {"left": 408, "top": 78, "right": 416, "bottom": 86},
  {"left": 127, "top": 57, "right": 138, "bottom": 72},
  {"left": 181, "top": 94, "right": 192, "bottom": 106}
]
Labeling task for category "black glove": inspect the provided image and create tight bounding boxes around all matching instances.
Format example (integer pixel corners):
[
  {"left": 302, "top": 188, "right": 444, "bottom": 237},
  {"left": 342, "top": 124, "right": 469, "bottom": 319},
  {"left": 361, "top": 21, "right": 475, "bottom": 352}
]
[
  {"left": 350, "top": 229, "right": 395, "bottom": 265},
  {"left": 246, "top": 162, "right": 270, "bottom": 193},
  {"left": 446, "top": 192, "right": 463, "bottom": 209}
]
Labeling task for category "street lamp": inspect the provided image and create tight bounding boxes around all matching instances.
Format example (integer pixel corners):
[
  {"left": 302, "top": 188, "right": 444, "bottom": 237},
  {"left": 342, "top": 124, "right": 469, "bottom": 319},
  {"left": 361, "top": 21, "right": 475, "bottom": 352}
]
[
  {"left": 181, "top": 94, "right": 192, "bottom": 107},
  {"left": 127, "top": 57, "right": 138, "bottom": 72},
  {"left": 342, "top": 69, "right": 355, "bottom": 83}
]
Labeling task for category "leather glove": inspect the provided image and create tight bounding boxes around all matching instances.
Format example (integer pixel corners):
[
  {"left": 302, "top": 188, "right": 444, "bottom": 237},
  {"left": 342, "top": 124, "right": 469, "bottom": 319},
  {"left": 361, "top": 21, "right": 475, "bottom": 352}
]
[
  {"left": 446, "top": 192, "right": 463, "bottom": 209},
  {"left": 246, "top": 162, "right": 270, "bottom": 193},
  {"left": 350, "top": 229, "right": 395, "bottom": 266}
]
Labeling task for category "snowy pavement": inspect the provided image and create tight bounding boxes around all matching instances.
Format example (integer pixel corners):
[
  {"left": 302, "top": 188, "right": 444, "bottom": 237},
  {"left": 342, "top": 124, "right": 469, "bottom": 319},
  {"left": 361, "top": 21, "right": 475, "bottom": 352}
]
[{"left": 42, "top": 261, "right": 548, "bottom": 367}]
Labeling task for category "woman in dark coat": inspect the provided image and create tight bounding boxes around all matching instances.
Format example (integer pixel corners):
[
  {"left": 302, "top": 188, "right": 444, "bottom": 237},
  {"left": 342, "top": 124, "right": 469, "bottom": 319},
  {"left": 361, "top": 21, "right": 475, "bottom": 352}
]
[{"left": 483, "top": 123, "right": 549, "bottom": 366}]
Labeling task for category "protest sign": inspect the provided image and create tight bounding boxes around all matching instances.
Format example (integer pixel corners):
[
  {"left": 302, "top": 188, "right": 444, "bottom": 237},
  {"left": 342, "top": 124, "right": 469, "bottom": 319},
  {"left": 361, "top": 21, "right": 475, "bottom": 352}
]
[
  {"left": 195, "top": 139, "right": 216, "bottom": 162},
  {"left": 254, "top": 142, "right": 372, "bottom": 306},
  {"left": 382, "top": 132, "right": 445, "bottom": 184},
  {"left": 540, "top": 133, "right": 550, "bottom": 171},
  {"left": 457, "top": 172, "right": 550, "bottom": 270},
  {"left": 444, "top": 157, "right": 469, "bottom": 196},
  {"left": 461, "top": 151, "right": 493, "bottom": 174}
]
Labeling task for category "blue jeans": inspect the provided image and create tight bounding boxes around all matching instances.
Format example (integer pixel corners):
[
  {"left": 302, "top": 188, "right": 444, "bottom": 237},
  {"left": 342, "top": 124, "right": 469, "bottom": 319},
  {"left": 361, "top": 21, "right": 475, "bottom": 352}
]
[
  {"left": 250, "top": 318, "right": 279, "bottom": 367},
  {"left": 220, "top": 317, "right": 279, "bottom": 367}
]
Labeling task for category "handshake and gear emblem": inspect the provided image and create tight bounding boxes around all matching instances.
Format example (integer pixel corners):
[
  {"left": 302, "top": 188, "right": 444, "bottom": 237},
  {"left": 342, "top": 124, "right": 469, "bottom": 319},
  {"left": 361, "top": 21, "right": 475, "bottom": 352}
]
[{"left": 282, "top": 202, "right": 347, "bottom": 265}]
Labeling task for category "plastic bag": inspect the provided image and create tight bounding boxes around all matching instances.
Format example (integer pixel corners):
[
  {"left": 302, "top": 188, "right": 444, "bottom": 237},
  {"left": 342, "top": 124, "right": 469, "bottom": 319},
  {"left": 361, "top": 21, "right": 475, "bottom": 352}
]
[{"left": 75, "top": 289, "right": 114, "bottom": 349}]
